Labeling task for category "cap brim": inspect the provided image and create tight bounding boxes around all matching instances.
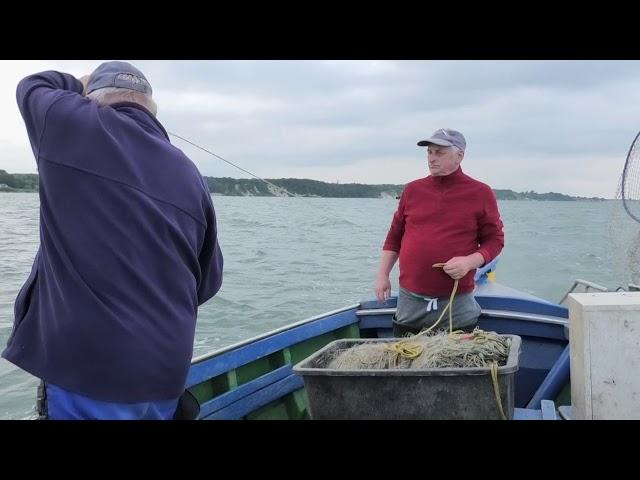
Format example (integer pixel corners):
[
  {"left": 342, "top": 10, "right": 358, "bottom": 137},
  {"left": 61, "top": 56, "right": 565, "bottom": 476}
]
[{"left": 417, "top": 138, "right": 454, "bottom": 147}]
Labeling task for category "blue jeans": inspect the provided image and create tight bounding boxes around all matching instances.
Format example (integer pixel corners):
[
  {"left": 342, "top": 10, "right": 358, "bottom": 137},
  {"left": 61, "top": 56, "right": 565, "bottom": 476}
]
[{"left": 40, "top": 382, "right": 180, "bottom": 420}]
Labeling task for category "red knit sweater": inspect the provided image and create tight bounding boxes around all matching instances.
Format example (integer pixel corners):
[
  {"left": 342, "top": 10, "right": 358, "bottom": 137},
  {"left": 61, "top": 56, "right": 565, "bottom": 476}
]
[{"left": 383, "top": 167, "right": 504, "bottom": 297}]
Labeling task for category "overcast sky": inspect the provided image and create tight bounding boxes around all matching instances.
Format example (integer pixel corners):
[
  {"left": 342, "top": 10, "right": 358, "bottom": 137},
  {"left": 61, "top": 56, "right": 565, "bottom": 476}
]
[{"left": 1, "top": 60, "right": 638, "bottom": 198}]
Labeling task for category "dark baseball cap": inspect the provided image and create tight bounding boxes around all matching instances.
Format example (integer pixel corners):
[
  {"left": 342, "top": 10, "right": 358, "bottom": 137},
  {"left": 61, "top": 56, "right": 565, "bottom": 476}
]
[
  {"left": 417, "top": 128, "right": 466, "bottom": 150},
  {"left": 86, "top": 61, "right": 152, "bottom": 96}
]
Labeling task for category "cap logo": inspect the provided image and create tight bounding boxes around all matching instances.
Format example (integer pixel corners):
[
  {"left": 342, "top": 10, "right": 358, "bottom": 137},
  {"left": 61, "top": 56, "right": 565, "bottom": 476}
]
[{"left": 115, "top": 73, "right": 149, "bottom": 87}]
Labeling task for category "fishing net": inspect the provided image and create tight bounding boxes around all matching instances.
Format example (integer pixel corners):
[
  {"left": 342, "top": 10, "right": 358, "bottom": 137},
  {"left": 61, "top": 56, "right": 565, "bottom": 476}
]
[
  {"left": 612, "top": 131, "right": 640, "bottom": 287},
  {"left": 327, "top": 328, "right": 511, "bottom": 371},
  {"left": 327, "top": 341, "right": 413, "bottom": 370},
  {"left": 619, "top": 131, "right": 640, "bottom": 225}
]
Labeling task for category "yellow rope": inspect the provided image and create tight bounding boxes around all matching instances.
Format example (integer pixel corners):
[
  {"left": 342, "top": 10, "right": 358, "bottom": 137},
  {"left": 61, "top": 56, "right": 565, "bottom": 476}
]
[
  {"left": 389, "top": 263, "right": 457, "bottom": 358},
  {"left": 490, "top": 362, "right": 507, "bottom": 420},
  {"left": 415, "top": 263, "right": 458, "bottom": 336},
  {"left": 386, "top": 341, "right": 423, "bottom": 359}
]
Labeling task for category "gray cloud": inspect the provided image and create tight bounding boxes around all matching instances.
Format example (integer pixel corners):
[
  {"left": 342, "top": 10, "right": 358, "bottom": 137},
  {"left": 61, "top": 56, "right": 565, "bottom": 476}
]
[{"left": 3, "top": 60, "right": 640, "bottom": 197}]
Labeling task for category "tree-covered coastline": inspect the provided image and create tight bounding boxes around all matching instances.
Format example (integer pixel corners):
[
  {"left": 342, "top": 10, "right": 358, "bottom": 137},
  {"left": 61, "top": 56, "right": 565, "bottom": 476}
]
[{"left": 0, "top": 170, "right": 607, "bottom": 201}]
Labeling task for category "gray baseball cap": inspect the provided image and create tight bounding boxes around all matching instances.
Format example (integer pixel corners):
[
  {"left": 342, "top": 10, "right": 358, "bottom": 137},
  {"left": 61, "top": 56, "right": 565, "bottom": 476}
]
[
  {"left": 86, "top": 61, "right": 152, "bottom": 96},
  {"left": 417, "top": 128, "right": 466, "bottom": 151}
]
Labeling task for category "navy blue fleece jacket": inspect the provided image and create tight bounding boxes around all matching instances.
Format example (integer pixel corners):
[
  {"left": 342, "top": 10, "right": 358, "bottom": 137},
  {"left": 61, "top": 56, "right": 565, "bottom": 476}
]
[{"left": 2, "top": 71, "right": 223, "bottom": 402}]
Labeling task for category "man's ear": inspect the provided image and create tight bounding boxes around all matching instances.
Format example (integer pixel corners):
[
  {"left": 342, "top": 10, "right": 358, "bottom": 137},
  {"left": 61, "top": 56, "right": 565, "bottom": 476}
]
[{"left": 79, "top": 75, "right": 90, "bottom": 96}]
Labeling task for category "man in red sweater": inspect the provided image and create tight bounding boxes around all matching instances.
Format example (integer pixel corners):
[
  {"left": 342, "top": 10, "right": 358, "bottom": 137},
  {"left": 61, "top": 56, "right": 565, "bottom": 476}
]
[{"left": 374, "top": 128, "right": 504, "bottom": 336}]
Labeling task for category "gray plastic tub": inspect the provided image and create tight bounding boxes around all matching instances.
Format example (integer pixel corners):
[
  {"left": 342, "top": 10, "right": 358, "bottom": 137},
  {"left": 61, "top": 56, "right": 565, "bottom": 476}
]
[{"left": 293, "top": 335, "right": 521, "bottom": 420}]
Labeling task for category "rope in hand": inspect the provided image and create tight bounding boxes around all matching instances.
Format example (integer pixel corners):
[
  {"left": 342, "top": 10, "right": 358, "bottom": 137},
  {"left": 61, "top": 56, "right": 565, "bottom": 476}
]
[{"left": 416, "top": 263, "right": 458, "bottom": 336}]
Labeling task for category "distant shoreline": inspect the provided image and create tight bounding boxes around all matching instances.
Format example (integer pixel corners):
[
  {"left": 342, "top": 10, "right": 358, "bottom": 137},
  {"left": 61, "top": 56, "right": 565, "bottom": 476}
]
[
  {"left": 0, "top": 188, "right": 612, "bottom": 201},
  {"left": 0, "top": 171, "right": 609, "bottom": 201}
]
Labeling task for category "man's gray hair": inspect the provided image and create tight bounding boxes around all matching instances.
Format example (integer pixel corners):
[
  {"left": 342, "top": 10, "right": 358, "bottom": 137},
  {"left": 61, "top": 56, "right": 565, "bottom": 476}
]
[
  {"left": 428, "top": 144, "right": 464, "bottom": 154},
  {"left": 86, "top": 87, "right": 158, "bottom": 116}
]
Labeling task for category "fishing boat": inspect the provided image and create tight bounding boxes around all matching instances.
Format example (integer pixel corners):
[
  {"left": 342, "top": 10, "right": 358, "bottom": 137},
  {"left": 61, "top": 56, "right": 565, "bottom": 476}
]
[{"left": 182, "top": 258, "right": 585, "bottom": 420}]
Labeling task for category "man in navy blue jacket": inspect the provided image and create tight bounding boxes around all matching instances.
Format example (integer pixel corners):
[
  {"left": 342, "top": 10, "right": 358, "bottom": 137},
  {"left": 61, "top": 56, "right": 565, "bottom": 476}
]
[{"left": 2, "top": 61, "right": 223, "bottom": 419}]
